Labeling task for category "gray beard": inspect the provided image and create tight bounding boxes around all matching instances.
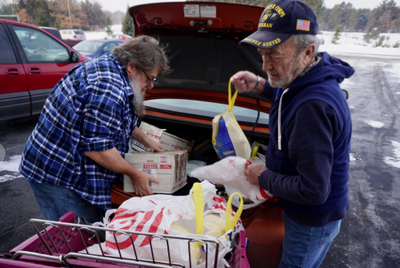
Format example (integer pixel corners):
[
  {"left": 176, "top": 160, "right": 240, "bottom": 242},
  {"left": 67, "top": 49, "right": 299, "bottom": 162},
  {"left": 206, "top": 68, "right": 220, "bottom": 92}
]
[
  {"left": 269, "top": 52, "right": 303, "bottom": 88},
  {"left": 131, "top": 78, "right": 145, "bottom": 115}
]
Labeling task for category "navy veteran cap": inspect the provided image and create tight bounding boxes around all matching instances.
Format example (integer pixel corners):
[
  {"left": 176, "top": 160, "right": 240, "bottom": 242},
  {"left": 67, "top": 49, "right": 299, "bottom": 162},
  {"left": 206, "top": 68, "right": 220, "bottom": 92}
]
[{"left": 240, "top": 0, "right": 318, "bottom": 49}]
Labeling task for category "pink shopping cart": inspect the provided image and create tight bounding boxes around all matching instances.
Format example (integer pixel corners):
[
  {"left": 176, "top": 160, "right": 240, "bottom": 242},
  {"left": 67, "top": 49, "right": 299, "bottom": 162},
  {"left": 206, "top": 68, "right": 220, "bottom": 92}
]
[{"left": 1, "top": 211, "right": 249, "bottom": 268}]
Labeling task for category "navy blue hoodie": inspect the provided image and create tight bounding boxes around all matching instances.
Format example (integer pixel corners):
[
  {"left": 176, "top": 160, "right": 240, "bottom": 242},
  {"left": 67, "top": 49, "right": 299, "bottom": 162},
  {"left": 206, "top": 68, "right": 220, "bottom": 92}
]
[{"left": 259, "top": 52, "right": 354, "bottom": 226}]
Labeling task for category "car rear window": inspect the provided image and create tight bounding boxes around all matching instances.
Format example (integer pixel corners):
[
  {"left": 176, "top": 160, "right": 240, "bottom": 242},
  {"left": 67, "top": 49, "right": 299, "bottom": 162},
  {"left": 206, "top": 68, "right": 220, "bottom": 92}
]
[
  {"left": 74, "top": 30, "right": 84, "bottom": 35},
  {"left": 45, "top": 29, "right": 61, "bottom": 39},
  {"left": 73, "top": 40, "right": 104, "bottom": 53}
]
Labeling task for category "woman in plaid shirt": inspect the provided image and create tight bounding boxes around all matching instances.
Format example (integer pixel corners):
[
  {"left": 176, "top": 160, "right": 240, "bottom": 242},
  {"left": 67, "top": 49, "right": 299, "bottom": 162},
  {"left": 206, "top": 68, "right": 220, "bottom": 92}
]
[{"left": 19, "top": 35, "right": 171, "bottom": 223}]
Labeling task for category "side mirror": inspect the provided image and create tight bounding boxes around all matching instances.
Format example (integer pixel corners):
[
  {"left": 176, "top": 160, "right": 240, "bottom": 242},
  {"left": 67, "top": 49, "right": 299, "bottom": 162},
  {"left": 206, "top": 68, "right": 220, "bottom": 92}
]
[
  {"left": 70, "top": 51, "right": 79, "bottom": 63},
  {"left": 342, "top": 89, "right": 349, "bottom": 100}
]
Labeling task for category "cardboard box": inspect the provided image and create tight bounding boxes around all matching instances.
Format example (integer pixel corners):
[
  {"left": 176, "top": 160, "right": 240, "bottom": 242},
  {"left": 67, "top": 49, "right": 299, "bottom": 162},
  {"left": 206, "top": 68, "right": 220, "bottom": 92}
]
[
  {"left": 124, "top": 150, "right": 188, "bottom": 194},
  {"left": 131, "top": 121, "right": 193, "bottom": 155}
]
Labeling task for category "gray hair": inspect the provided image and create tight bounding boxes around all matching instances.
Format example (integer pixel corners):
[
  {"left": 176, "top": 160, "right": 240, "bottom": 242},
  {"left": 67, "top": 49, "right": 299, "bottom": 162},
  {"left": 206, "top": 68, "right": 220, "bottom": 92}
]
[
  {"left": 293, "top": 34, "right": 321, "bottom": 58},
  {"left": 113, "top": 35, "right": 171, "bottom": 75}
]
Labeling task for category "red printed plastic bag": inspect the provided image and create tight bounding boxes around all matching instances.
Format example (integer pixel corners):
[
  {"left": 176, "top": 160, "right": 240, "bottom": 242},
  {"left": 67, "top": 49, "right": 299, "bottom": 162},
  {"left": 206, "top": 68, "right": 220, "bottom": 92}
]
[
  {"left": 189, "top": 156, "right": 274, "bottom": 210},
  {"left": 99, "top": 181, "right": 243, "bottom": 268}
]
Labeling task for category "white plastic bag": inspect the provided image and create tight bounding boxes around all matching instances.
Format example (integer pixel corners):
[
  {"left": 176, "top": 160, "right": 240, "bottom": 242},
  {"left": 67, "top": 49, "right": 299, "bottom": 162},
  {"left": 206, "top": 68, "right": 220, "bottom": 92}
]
[
  {"left": 212, "top": 80, "right": 251, "bottom": 160},
  {"left": 189, "top": 156, "right": 274, "bottom": 210},
  {"left": 99, "top": 181, "right": 243, "bottom": 268}
]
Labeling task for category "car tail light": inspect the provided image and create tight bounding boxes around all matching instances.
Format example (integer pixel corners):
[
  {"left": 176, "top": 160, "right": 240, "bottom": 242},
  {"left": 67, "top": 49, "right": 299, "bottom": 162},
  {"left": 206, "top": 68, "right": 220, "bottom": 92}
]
[{"left": 74, "top": 35, "right": 76, "bottom": 38}]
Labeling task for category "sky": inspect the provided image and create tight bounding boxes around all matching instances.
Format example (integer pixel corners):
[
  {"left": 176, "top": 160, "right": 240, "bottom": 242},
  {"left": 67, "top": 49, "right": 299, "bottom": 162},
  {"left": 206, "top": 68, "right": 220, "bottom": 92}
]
[{"left": 96, "top": 0, "right": 400, "bottom": 13}]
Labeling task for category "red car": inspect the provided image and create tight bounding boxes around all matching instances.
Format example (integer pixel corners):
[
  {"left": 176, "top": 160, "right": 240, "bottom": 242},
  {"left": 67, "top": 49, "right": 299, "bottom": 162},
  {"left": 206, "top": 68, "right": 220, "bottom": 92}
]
[{"left": 0, "top": 19, "right": 89, "bottom": 122}]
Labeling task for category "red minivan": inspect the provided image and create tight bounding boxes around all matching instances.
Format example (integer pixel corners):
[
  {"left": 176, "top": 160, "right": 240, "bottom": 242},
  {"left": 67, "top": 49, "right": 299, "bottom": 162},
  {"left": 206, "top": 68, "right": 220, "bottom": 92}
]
[{"left": 0, "top": 19, "right": 88, "bottom": 122}]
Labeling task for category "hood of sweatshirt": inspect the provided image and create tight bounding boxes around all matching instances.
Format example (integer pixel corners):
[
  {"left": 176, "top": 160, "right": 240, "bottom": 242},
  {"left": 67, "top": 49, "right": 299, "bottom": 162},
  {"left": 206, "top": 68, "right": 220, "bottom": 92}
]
[{"left": 285, "top": 52, "right": 355, "bottom": 98}]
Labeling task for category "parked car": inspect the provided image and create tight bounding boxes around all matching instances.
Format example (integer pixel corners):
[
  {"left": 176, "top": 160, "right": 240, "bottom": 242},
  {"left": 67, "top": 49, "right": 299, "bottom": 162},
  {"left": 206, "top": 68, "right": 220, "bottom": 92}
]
[
  {"left": 39, "top": 26, "right": 62, "bottom": 39},
  {"left": 40, "top": 26, "right": 82, "bottom": 47},
  {"left": 111, "top": 2, "right": 283, "bottom": 267},
  {"left": 0, "top": 19, "right": 89, "bottom": 122},
  {"left": 72, "top": 39, "right": 124, "bottom": 58},
  {"left": 60, "top": 29, "right": 86, "bottom": 40},
  {"left": 105, "top": 33, "right": 133, "bottom": 41}
]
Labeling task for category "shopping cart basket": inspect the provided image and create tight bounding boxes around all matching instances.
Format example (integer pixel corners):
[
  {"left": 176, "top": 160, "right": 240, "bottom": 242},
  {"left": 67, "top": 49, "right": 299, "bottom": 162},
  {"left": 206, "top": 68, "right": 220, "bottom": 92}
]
[{"left": 1, "top": 211, "right": 249, "bottom": 268}]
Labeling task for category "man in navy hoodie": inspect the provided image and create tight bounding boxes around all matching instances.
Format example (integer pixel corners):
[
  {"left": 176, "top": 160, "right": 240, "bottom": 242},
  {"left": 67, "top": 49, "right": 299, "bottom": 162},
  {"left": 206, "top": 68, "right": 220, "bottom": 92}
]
[{"left": 231, "top": 0, "right": 354, "bottom": 267}]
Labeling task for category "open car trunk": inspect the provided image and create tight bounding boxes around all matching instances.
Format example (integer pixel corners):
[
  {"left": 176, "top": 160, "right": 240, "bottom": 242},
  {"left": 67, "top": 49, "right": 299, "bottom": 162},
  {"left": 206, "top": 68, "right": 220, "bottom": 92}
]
[
  {"left": 112, "top": 1, "right": 272, "bottom": 202},
  {"left": 137, "top": 1, "right": 272, "bottom": 161}
]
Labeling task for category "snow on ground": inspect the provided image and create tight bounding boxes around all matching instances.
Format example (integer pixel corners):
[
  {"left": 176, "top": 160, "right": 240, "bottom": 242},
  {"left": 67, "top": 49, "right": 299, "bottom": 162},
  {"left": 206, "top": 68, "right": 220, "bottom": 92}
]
[
  {"left": 364, "top": 120, "right": 385, "bottom": 128},
  {"left": 319, "top": 31, "right": 400, "bottom": 56},
  {"left": 384, "top": 141, "right": 400, "bottom": 168},
  {"left": 0, "top": 155, "right": 21, "bottom": 183},
  {"left": 84, "top": 24, "right": 123, "bottom": 40}
]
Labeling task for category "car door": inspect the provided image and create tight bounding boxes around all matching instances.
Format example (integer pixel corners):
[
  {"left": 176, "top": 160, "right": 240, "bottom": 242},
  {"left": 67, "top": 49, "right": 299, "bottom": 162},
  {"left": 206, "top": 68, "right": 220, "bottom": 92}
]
[
  {"left": 0, "top": 22, "right": 29, "bottom": 121},
  {"left": 7, "top": 23, "right": 80, "bottom": 117}
]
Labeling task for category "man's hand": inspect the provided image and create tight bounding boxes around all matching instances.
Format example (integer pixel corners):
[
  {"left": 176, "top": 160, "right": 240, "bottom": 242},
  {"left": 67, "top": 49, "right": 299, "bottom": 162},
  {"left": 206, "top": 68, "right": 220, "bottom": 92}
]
[
  {"left": 131, "top": 127, "right": 165, "bottom": 152},
  {"left": 245, "top": 163, "right": 268, "bottom": 185},
  {"left": 231, "top": 71, "right": 261, "bottom": 93},
  {"left": 84, "top": 148, "right": 160, "bottom": 197},
  {"left": 145, "top": 138, "right": 165, "bottom": 152},
  {"left": 130, "top": 170, "right": 160, "bottom": 196}
]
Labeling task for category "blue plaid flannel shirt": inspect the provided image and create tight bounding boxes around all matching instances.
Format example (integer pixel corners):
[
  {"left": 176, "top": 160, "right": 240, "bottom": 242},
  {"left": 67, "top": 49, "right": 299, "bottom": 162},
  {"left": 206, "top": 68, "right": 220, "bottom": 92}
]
[{"left": 19, "top": 53, "right": 138, "bottom": 210}]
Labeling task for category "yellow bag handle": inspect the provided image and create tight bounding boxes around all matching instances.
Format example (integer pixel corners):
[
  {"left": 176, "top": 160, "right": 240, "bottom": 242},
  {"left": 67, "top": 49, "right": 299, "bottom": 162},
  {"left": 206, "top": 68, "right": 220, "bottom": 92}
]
[
  {"left": 192, "top": 182, "right": 204, "bottom": 236},
  {"left": 251, "top": 145, "right": 259, "bottom": 160},
  {"left": 225, "top": 192, "right": 243, "bottom": 234},
  {"left": 227, "top": 78, "right": 238, "bottom": 112}
]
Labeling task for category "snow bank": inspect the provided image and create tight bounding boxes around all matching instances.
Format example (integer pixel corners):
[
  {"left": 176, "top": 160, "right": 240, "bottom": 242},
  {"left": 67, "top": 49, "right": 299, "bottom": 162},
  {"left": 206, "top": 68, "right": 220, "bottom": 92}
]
[
  {"left": 319, "top": 31, "right": 400, "bottom": 56},
  {"left": 84, "top": 24, "right": 123, "bottom": 40}
]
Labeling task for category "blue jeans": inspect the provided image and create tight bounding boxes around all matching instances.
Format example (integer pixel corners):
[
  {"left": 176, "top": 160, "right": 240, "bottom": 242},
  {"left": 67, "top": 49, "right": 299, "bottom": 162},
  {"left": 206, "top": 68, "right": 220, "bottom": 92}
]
[
  {"left": 28, "top": 181, "right": 104, "bottom": 223},
  {"left": 279, "top": 211, "right": 341, "bottom": 268}
]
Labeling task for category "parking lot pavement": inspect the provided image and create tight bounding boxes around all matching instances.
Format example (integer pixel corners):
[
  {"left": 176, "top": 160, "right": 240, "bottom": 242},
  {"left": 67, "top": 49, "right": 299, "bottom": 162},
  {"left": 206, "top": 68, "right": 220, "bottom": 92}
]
[
  {"left": 0, "top": 54, "right": 399, "bottom": 267},
  {"left": 0, "top": 118, "right": 42, "bottom": 252},
  {"left": 321, "top": 54, "right": 400, "bottom": 268}
]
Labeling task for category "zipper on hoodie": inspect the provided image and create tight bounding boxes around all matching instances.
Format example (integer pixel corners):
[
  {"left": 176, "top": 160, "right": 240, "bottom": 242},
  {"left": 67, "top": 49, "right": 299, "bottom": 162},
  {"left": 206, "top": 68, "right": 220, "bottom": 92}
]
[{"left": 278, "top": 88, "right": 290, "bottom": 151}]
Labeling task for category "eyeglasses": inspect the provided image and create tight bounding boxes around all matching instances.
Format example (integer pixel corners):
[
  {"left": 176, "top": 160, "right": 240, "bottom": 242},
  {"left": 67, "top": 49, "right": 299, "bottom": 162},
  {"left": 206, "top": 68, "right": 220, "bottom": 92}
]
[{"left": 142, "top": 70, "right": 157, "bottom": 83}]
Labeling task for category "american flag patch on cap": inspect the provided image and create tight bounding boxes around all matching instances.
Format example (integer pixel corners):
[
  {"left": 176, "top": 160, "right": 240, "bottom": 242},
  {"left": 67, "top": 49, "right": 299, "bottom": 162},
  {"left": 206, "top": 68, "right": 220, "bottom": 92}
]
[{"left": 296, "top": 19, "right": 310, "bottom": 31}]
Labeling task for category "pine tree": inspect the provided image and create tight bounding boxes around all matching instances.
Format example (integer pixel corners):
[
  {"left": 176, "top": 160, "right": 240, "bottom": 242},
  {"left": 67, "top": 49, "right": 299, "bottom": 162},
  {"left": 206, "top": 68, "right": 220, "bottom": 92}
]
[
  {"left": 332, "top": 26, "right": 340, "bottom": 44},
  {"left": 37, "top": 8, "right": 50, "bottom": 26},
  {"left": 122, "top": 6, "right": 135, "bottom": 37},
  {"left": 55, "top": 16, "right": 61, "bottom": 29},
  {"left": 105, "top": 16, "right": 112, "bottom": 34}
]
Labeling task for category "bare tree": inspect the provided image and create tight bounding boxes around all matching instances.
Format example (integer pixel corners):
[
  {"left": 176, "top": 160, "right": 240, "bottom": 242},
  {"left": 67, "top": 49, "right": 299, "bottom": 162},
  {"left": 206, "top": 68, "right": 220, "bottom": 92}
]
[
  {"left": 48, "top": 0, "right": 89, "bottom": 29},
  {"left": 379, "top": 10, "right": 393, "bottom": 32}
]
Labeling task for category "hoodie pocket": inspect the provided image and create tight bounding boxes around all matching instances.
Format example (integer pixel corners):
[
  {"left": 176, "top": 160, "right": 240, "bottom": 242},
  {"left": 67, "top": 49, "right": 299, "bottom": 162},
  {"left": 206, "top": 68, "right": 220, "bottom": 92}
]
[{"left": 265, "top": 154, "right": 282, "bottom": 174}]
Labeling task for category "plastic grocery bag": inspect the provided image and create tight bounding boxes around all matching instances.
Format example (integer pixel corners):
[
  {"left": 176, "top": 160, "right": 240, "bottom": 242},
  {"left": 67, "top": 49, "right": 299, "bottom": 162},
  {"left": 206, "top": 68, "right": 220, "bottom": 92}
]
[
  {"left": 212, "top": 79, "right": 251, "bottom": 160},
  {"left": 98, "top": 181, "right": 243, "bottom": 268},
  {"left": 190, "top": 156, "right": 274, "bottom": 210}
]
